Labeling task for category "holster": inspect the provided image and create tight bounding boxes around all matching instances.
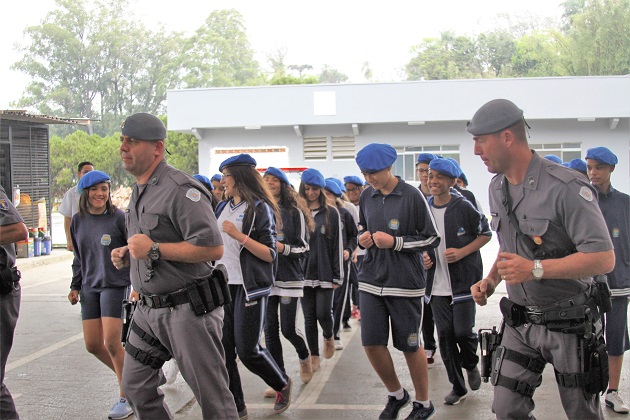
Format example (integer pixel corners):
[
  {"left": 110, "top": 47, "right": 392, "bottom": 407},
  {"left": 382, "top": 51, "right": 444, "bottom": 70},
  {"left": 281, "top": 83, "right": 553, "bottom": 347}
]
[
  {"left": 0, "top": 266, "right": 21, "bottom": 295},
  {"left": 499, "top": 297, "right": 526, "bottom": 327},
  {"left": 121, "top": 299, "right": 136, "bottom": 346}
]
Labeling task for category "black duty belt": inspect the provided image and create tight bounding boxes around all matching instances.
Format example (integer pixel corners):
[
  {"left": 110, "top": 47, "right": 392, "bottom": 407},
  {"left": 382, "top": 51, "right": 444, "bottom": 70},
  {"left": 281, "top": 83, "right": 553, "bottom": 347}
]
[{"left": 140, "top": 288, "right": 190, "bottom": 309}]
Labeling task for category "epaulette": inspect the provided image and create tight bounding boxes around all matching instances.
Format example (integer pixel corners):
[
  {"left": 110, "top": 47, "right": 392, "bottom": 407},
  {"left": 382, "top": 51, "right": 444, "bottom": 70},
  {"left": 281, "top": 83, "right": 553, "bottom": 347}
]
[
  {"left": 169, "top": 170, "right": 193, "bottom": 187},
  {"left": 546, "top": 164, "right": 580, "bottom": 184}
]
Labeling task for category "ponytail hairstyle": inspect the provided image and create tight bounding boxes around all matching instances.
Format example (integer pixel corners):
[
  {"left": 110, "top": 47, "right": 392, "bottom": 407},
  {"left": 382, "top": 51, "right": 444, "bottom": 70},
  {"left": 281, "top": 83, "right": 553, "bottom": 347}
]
[
  {"left": 299, "top": 183, "right": 333, "bottom": 238},
  {"left": 228, "top": 165, "right": 282, "bottom": 231},
  {"left": 279, "top": 182, "right": 315, "bottom": 233}
]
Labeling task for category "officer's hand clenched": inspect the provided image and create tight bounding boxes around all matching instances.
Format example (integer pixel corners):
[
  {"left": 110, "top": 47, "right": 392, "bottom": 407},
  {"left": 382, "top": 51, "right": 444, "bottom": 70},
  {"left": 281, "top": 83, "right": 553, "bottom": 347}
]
[
  {"left": 111, "top": 246, "right": 130, "bottom": 269},
  {"left": 358, "top": 231, "right": 374, "bottom": 249},
  {"left": 496, "top": 252, "right": 534, "bottom": 284},
  {"left": 127, "top": 234, "right": 153, "bottom": 260},
  {"left": 471, "top": 278, "right": 495, "bottom": 306}
]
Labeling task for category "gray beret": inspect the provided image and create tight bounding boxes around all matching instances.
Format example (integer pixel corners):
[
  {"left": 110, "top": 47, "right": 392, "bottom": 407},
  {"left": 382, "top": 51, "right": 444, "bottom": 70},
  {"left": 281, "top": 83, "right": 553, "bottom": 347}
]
[
  {"left": 466, "top": 99, "right": 524, "bottom": 136},
  {"left": 121, "top": 113, "right": 167, "bottom": 141}
]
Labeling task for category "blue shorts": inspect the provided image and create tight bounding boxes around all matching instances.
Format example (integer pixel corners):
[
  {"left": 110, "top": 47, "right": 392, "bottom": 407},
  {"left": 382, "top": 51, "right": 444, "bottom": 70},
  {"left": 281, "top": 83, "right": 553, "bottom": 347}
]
[
  {"left": 359, "top": 291, "right": 423, "bottom": 352},
  {"left": 79, "top": 286, "right": 130, "bottom": 320},
  {"left": 605, "top": 296, "right": 630, "bottom": 356}
]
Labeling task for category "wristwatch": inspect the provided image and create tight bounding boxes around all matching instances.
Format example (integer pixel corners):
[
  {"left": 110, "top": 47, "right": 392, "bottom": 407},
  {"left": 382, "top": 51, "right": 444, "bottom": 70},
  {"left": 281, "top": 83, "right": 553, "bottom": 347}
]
[
  {"left": 532, "top": 260, "right": 544, "bottom": 280},
  {"left": 147, "top": 242, "right": 161, "bottom": 261}
]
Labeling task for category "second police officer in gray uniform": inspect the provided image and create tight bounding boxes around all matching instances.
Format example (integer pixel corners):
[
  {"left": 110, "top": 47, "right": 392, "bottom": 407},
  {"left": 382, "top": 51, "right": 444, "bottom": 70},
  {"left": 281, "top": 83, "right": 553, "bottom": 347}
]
[
  {"left": 111, "top": 113, "right": 237, "bottom": 419},
  {"left": 468, "top": 99, "right": 615, "bottom": 419}
]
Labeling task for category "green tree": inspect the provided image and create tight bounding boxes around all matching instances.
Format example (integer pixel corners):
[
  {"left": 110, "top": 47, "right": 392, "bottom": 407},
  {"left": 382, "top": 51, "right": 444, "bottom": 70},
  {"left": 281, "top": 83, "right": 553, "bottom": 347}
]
[
  {"left": 511, "top": 32, "right": 569, "bottom": 77},
  {"left": 181, "top": 9, "right": 263, "bottom": 88},
  {"left": 406, "top": 32, "right": 482, "bottom": 80},
  {"left": 266, "top": 46, "right": 288, "bottom": 78},
  {"left": 287, "top": 64, "right": 313, "bottom": 77},
  {"left": 270, "top": 75, "right": 319, "bottom": 85},
  {"left": 477, "top": 30, "right": 516, "bottom": 77},
  {"left": 362, "top": 61, "right": 373, "bottom": 81},
  {"left": 319, "top": 65, "right": 349, "bottom": 83}
]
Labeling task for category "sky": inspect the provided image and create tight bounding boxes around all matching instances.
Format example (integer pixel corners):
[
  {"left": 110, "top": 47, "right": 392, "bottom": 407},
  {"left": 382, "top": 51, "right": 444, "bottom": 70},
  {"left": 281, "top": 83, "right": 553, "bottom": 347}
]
[{"left": 0, "top": 0, "right": 565, "bottom": 110}]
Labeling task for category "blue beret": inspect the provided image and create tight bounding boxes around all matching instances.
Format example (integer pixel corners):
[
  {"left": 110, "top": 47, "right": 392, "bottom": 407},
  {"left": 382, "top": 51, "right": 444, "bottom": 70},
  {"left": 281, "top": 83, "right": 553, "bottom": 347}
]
[
  {"left": 121, "top": 113, "right": 167, "bottom": 141},
  {"left": 416, "top": 153, "right": 437, "bottom": 164},
  {"left": 328, "top": 177, "right": 346, "bottom": 193},
  {"left": 544, "top": 154, "right": 563, "bottom": 164},
  {"left": 210, "top": 174, "right": 222, "bottom": 183},
  {"left": 264, "top": 167, "right": 290, "bottom": 185},
  {"left": 458, "top": 172, "right": 468, "bottom": 186},
  {"left": 446, "top": 158, "right": 464, "bottom": 177},
  {"left": 324, "top": 178, "right": 343, "bottom": 197},
  {"left": 585, "top": 147, "right": 618, "bottom": 166},
  {"left": 344, "top": 175, "right": 364, "bottom": 187},
  {"left": 355, "top": 143, "right": 397, "bottom": 173},
  {"left": 219, "top": 153, "right": 257, "bottom": 172},
  {"left": 78, "top": 170, "right": 111, "bottom": 193},
  {"left": 301, "top": 168, "right": 326, "bottom": 188},
  {"left": 467, "top": 99, "right": 524, "bottom": 136},
  {"left": 429, "top": 158, "right": 460, "bottom": 179},
  {"left": 193, "top": 174, "right": 214, "bottom": 190},
  {"left": 568, "top": 158, "right": 587, "bottom": 173},
  {"left": 561, "top": 162, "right": 570, "bottom": 168}
]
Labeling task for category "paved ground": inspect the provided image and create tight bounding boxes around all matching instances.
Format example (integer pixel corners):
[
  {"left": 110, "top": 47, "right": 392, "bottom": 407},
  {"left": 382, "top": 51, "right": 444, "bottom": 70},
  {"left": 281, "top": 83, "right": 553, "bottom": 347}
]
[{"left": 7, "top": 241, "right": 630, "bottom": 419}]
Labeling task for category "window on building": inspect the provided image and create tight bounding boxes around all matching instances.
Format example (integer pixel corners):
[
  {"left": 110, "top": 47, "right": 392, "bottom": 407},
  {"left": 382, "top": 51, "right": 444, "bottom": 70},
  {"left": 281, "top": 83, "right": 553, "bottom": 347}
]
[
  {"left": 530, "top": 142, "right": 582, "bottom": 162},
  {"left": 331, "top": 136, "right": 355, "bottom": 160},
  {"left": 392, "top": 145, "right": 461, "bottom": 182},
  {"left": 303, "top": 137, "right": 328, "bottom": 160}
]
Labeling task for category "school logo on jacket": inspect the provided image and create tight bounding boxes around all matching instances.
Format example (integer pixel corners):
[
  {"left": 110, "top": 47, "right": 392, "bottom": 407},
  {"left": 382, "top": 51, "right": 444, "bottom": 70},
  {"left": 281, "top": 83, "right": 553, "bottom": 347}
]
[
  {"left": 407, "top": 332, "right": 418, "bottom": 347},
  {"left": 101, "top": 234, "right": 112, "bottom": 246},
  {"left": 612, "top": 228, "right": 620, "bottom": 238},
  {"left": 277, "top": 231, "right": 285, "bottom": 241},
  {"left": 457, "top": 227, "right": 466, "bottom": 236},
  {"left": 320, "top": 225, "right": 326, "bottom": 235},
  {"left": 388, "top": 219, "right": 399, "bottom": 230}
]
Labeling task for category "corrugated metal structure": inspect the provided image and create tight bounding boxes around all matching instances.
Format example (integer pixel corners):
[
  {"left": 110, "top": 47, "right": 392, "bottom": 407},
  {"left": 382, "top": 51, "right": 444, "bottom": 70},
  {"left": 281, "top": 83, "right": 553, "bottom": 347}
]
[{"left": 0, "top": 110, "right": 89, "bottom": 231}]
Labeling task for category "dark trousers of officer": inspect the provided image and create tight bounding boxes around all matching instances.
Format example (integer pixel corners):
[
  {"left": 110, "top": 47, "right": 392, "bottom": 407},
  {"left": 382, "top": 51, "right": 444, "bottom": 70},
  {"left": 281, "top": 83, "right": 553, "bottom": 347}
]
[
  {"left": 0, "top": 285, "right": 20, "bottom": 420},
  {"left": 493, "top": 323, "right": 603, "bottom": 419},
  {"left": 422, "top": 299, "right": 437, "bottom": 353},
  {"left": 122, "top": 302, "right": 236, "bottom": 419},
  {"left": 265, "top": 295, "right": 310, "bottom": 373},
  {"left": 223, "top": 285, "right": 288, "bottom": 412},
  {"left": 431, "top": 296, "right": 479, "bottom": 397},
  {"left": 333, "top": 260, "right": 351, "bottom": 338},
  {"left": 301, "top": 286, "right": 334, "bottom": 357}
]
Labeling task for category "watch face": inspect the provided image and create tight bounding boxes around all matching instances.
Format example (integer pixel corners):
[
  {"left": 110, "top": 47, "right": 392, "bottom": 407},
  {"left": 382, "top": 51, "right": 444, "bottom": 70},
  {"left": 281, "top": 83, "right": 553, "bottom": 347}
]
[{"left": 533, "top": 268, "right": 543, "bottom": 278}]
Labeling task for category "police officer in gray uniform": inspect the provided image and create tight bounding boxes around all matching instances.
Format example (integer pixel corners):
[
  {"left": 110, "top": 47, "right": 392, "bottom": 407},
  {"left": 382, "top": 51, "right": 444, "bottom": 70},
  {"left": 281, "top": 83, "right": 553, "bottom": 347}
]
[
  {"left": 111, "top": 113, "right": 237, "bottom": 419},
  {"left": 468, "top": 99, "right": 615, "bottom": 419},
  {"left": 0, "top": 186, "right": 28, "bottom": 419}
]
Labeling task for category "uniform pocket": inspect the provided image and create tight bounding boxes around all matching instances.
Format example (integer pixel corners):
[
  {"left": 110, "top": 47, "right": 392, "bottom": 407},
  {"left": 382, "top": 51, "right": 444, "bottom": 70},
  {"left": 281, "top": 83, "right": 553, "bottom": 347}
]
[
  {"left": 140, "top": 213, "right": 159, "bottom": 231},
  {"left": 518, "top": 219, "right": 549, "bottom": 237}
]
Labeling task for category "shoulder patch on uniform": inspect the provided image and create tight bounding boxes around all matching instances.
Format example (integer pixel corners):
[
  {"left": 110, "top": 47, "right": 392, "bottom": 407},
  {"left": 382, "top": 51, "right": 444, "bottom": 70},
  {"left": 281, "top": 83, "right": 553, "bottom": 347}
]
[
  {"left": 579, "top": 186, "right": 594, "bottom": 202},
  {"left": 546, "top": 165, "right": 579, "bottom": 184},
  {"left": 186, "top": 188, "right": 201, "bottom": 202},
  {"left": 0, "top": 199, "right": 8, "bottom": 211}
]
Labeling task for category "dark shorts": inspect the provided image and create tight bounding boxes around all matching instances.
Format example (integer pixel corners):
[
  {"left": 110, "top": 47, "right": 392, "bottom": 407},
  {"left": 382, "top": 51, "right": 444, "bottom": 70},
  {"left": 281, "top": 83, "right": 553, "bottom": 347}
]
[
  {"left": 605, "top": 296, "right": 630, "bottom": 356},
  {"left": 359, "top": 291, "right": 423, "bottom": 352},
  {"left": 79, "top": 286, "right": 130, "bottom": 320}
]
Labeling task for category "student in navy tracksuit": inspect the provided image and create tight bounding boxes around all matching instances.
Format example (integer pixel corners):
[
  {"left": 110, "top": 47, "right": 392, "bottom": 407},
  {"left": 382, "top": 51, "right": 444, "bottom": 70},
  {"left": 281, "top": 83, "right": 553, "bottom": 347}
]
[
  {"left": 68, "top": 170, "right": 133, "bottom": 419},
  {"left": 356, "top": 143, "right": 441, "bottom": 420},
  {"left": 262, "top": 167, "right": 315, "bottom": 393},
  {"left": 422, "top": 158, "right": 491, "bottom": 405},
  {"left": 299, "top": 168, "right": 343, "bottom": 372},
  {"left": 215, "top": 154, "right": 292, "bottom": 418},
  {"left": 323, "top": 178, "right": 358, "bottom": 350}
]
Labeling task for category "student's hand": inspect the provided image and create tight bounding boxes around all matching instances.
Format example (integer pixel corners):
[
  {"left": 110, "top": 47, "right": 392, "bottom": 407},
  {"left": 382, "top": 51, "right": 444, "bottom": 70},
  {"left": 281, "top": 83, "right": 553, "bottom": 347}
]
[
  {"left": 111, "top": 246, "right": 130, "bottom": 269},
  {"left": 222, "top": 221, "right": 241, "bottom": 240},
  {"left": 444, "top": 248, "right": 465, "bottom": 263},
  {"left": 127, "top": 234, "right": 153, "bottom": 260},
  {"left": 68, "top": 290, "right": 79, "bottom": 305},
  {"left": 423, "top": 251, "right": 433, "bottom": 270},
  {"left": 129, "top": 290, "right": 139, "bottom": 302},
  {"left": 471, "top": 277, "right": 496, "bottom": 306},
  {"left": 66, "top": 242, "right": 74, "bottom": 252},
  {"left": 358, "top": 231, "right": 374, "bottom": 249},
  {"left": 372, "top": 231, "right": 394, "bottom": 249},
  {"left": 277, "top": 242, "right": 285, "bottom": 253},
  {"left": 343, "top": 250, "right": 350, "bottom": 261}
]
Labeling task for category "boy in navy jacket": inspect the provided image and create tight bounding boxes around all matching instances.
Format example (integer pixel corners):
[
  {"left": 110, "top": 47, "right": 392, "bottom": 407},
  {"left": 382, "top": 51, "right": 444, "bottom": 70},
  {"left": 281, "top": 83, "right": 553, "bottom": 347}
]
[{"left": 423, "top": 158, "right": 491, "bottom": 406}]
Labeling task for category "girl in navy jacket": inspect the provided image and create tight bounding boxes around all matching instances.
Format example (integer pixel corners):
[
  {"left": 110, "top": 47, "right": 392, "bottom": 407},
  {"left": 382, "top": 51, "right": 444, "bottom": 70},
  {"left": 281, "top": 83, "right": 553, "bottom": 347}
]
[
  {"left": 262, "top": 167, "right": 315, "bottom": 392},
  {"left": 299, "top": 168, "right": 343, "bottom": 372},
  {"left": 215, "top": 155, "right": 292, "bottom": 416}
]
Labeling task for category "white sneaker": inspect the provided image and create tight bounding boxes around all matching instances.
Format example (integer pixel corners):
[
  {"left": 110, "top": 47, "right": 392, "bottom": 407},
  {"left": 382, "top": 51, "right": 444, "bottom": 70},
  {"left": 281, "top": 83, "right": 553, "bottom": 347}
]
[
  {"left": 108, "top": 397, "right": 133, "bottom": 419},
  {"left": 606, "top": 391, "right": 630, "bottom": 414},
  {"left": 334, "top": 339, "right": 344, "bottom": 350},
  {"left": 162, "top": 359, "right": 180, "bottom": 385}
]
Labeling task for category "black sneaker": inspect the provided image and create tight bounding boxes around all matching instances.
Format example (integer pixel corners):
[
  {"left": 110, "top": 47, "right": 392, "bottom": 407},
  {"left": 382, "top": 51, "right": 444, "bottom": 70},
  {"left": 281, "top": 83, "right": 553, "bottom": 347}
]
[
  {"left": 273, "top": 378, "right": 292, "bottom": 414},
  {"left": 379, "top": 389, "right": 410, "bottom": 419},
  {"left": 467, "top": 366, "right": 481, "bottom": 391},
  {"left": 405, "top": 401, "right": 435, "bottom": 419},
  {"left": 342, "top": 320, "right": 352, "bottom": 331}
]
